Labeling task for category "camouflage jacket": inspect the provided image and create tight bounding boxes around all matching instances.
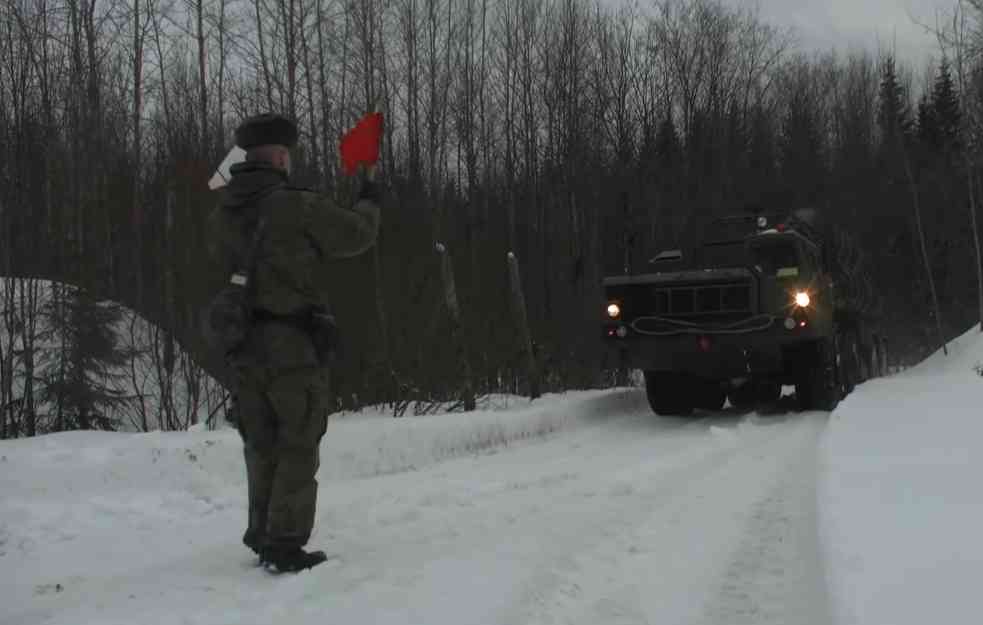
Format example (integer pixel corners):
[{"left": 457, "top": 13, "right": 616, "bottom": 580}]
[{"left": 208, "top": 161, "right": 380, "bottom": 369}]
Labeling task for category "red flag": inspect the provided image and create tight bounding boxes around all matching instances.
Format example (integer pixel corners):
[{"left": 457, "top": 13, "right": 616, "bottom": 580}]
[{"left": 340, "top": 112, "right": 384, "bottom": 175}]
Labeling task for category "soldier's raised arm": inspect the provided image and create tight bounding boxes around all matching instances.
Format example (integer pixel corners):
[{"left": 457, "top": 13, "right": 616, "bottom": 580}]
[{"left": 300, "top": 173, "right": 380, "bottom": 259}]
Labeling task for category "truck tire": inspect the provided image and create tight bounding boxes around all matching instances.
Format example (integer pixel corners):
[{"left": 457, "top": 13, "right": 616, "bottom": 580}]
[
  {"left": 700, "top": 388, "right": 727, "bottom": 412},
  {"left": 700, "top": 386, "right": 726, "bottom": 411},
  {"left": 755, "top": 382, "right": 782, "bottom": 404},
  {"left": 727, "top": 383, "right": 757, "bottom": 411},
  {"left": 728, "top": 381, "right": 780, "bottom": 411},
  {"left": 644, "top": 371, "right": 695, "bottom": 416},
  {"left": 795, "top": 340, "right": 839, "bottom": 412}
]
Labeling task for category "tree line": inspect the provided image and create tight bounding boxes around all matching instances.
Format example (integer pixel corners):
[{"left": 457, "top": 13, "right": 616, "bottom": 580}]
[{"left": 2, "top": 0, "right": 982, "bottom": 437}]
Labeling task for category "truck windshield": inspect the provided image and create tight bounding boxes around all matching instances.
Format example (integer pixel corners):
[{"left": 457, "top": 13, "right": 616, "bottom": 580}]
[{"left": 749, "top": 242, "right": 799, "bottom": 276}]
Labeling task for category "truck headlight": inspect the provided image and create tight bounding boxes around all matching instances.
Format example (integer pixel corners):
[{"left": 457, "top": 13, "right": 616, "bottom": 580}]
[
  {"left": 794, "top": 291, "right": 811, "bottom": 308},
  {"left": 607, "top": 303, "right": 621, "bottom": 319}
]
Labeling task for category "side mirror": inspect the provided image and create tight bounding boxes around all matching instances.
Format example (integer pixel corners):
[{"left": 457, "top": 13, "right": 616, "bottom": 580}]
[{"left": 649, "top": 249, "right": 682, "bottom": 264}]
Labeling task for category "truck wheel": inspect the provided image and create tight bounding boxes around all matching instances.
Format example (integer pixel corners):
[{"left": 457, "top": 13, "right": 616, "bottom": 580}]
[
  {"left": 644, "top": 371, "right": 695, "bottom": 416},
  {"left": 700, "top": 383, "right": 726, "bottom": 411},
  {"left": 795, "top": 340, "right": 838, "bottom": 412},
  {"left": 727, "top": 383, "right": 757, "bottom": 411},
  {"left": 755, "top": 382, "right": 782, "bottom": 404}
]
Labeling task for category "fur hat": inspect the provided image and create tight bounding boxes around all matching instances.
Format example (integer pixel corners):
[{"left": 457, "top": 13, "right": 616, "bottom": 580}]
[{"left": 234, "top": 113, "right": 299, "bottom": 149}]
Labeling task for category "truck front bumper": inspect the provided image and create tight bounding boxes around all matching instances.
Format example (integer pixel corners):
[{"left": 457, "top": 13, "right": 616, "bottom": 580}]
[{"left": 603, "top": 316, "right": 822, "bottom": 382}]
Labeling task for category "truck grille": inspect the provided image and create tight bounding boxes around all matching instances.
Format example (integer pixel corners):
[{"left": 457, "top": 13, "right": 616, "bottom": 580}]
[{"left": 640, "top": 282, "right": 752, "bottom": 317}]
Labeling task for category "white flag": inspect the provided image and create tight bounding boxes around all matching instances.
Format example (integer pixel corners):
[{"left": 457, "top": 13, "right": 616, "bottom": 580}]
[{"left": 208, "top": 146, "right": 247, "bottom": 190}]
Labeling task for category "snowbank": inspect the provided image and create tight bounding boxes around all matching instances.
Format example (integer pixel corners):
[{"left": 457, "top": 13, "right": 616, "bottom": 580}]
[
  {"left": 317, "top": 390, "right": 646, "bottom": 479},
  {"left": 819, "top": 325, "right": 983, "bottom": 625},
  {"left": 0, "top": 389, "right": 638, "bottom": 572},
  {"left": 0, "top": 390, "right": 635, "bottom": 502}
]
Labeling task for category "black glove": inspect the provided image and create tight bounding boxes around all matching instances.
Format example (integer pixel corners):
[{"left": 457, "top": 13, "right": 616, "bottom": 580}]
[{"left": 357, "top": 177, "right": 381, "bottom": 202}]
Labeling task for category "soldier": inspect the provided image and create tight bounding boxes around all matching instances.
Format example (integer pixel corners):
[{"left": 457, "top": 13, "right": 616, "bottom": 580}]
[{"left": 208, "top": 113, "right": 380, "bottom": 572}]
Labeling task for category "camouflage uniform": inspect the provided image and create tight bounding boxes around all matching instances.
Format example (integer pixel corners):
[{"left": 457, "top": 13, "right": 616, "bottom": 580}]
[{"left": 208, "top": 117, "right": 379, "bottom": 562}]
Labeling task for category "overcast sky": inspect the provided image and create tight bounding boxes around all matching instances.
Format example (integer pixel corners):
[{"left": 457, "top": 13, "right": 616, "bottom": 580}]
[
  {"left": 608, "top": 1, "right": 960, "bottom": 73},
  {"left": 721, "top": 0, "right": 954, "bottom": 71}
]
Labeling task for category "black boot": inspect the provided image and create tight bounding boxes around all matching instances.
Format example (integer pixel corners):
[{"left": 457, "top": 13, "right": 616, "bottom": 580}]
[
  {"left": 243, "top": 530, "right": 265, "bottom": 563},
  {"left": 262, "top": 546, "right": 329, "bottom": 573}
]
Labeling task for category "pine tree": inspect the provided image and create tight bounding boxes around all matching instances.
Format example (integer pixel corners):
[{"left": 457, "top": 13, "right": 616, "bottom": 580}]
[
  {"left": 930, "top": 59, "right": 979, "bottom": 337},
  {"left": 873, "top": 57, "right": 933, "bottom": 353},
  {"left": 916, "top": 94, "right": 938, "bottom": 151},
  {"left": 655, "top": 113, "right": 682, "bottom": 171},
  {"left": 654, "top": 113, "right": 684, "bottom": 241},
  {"left": 780, "top": 92, "right": 825, "bottom": 207},
  {"left": 747, "top": 105, "right": 777, "bottom": 207},
  {"left": 877, "top": 56, "right": 914, "bottom": 155},
  {"left": 684, "top": 108, "right": 708, "bottom": 189},
  {"left": 915, "top": 59, "right": 969, "bottom": 342},
  {"left": 932, "top": 58, "right": 962, "bottom": 156},
  {"left": 40, "top": 286, "right": 132, "bottom": 431}
]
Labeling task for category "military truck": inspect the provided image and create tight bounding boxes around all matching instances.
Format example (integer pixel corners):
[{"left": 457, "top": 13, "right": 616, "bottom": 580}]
[{"left": 602, "top": 209, "right": 884, "bottom": 415}]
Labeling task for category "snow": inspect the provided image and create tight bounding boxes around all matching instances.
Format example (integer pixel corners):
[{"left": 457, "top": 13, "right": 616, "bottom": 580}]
[
  {"left": 2, "top": 383, "right": 832, "bottom": 625},
  {"left": 4, "top": 322, "right": 983, "bottom": 625},
  {"left": 0, "top": 390, "right": 638, "bottom": 622},
  {"left": 819, "top": 324, "right": 983, "bottom": 625}
]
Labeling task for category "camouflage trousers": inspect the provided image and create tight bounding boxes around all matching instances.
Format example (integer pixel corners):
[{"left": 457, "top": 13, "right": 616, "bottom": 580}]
[{"left": 233, "top": 364, "right": 330, "bottom": 551}]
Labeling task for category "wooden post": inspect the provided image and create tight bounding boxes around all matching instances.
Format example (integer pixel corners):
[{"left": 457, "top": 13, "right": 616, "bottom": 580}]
[
  {"left": 881, "top": 337, "right": 890, "bottom": 376},
  {"left": 507, "top": 252, "right": 541, "bottom": 399},
  {"left": 436, "top": 243, "right": 476, "bottom": 411}
]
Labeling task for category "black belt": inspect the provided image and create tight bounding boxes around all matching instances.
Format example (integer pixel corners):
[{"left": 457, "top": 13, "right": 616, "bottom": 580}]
[{"left": 253, "top": 308, "right": 309, "bottom": 325}]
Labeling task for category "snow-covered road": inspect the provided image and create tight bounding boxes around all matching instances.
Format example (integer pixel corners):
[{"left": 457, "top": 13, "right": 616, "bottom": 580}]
[
  {"left": 9, "top": 327, "right": 983, "bottom": 625},
  {"left": 3, "top": 392, "right": 832, "bottom": 625}
]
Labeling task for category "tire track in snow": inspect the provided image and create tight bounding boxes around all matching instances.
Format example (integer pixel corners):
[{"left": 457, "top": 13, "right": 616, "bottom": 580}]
[
  {"left": 501, "top": 413, "right": 831, "bottom": 625},
  {"left": 699, "top": 412, "right": 831, "bottom": 625}
]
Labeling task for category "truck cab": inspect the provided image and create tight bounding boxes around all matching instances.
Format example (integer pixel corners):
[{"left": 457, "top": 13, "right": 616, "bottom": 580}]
[{"left": 603, "top": 212, "right": 858, "bottom": 415}]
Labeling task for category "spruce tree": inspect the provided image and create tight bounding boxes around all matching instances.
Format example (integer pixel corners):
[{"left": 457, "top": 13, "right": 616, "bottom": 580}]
[
  {"left": 877, "top": 56, "right": 914, "bottom": 156},
  {"left": 780, "top": 92, "right": 825, "bottom": 207},
  {"left": 930, "top": 59, "right": 978, "bottom": 337},
  {"left": 747, "top": 106, "right": 777, "bottom": 207},
  {"left": 655, "top": 113, "right": 682, "bottom": 171},
  {"left": 916, "top": 94, "right": 938, "bottom": 152},
  {"left": 684, "top": 108, "right": 708, "bottom": 187},
  {"left": 40, "top": 286, "right": 132, "bottom": 431},
  {"left": 875, "top": 56, "right": 927, "bottom": 351},
  {"left": 932, "top": 58, "right": 962, "bottom": 157},
  {"left": 654, "top": 113, "right": 684, "bottom": 241}
]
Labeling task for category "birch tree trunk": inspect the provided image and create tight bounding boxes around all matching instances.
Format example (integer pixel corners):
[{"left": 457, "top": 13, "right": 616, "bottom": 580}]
[
  {"left": 437, "top": 243, "right": 476, "bottom": 411},
  {"left": 507, "top": 252, "right": 540, "bottom": 399},
  {"left": 255, "top": 0, "right": 276, "bottom": 110},
  {"left": 195, "top": 0, "right": 208, "bottom": 153},
  {"left": 133, "top": 0, "right": 146, "bottom": 310}
]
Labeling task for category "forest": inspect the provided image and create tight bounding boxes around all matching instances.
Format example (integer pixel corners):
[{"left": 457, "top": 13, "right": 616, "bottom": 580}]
[{"left": 2, "top": 0, "right": 982, "bottom": 437}]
